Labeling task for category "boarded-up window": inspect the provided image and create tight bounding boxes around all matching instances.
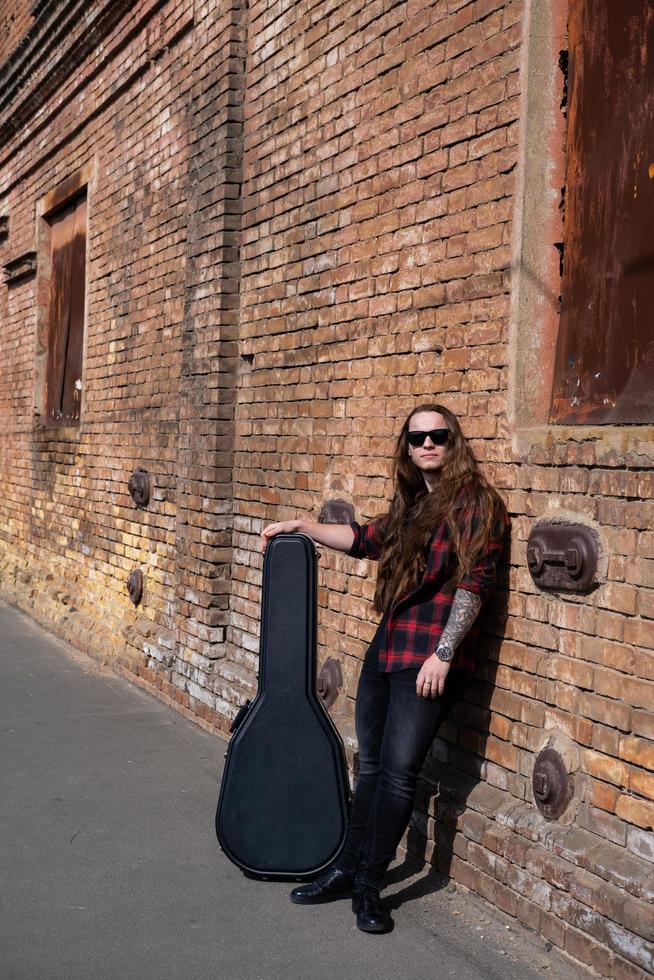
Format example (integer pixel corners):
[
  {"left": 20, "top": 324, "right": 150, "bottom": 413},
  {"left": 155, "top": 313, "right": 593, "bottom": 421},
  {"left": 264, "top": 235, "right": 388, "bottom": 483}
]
[
  {"left": 44, "top": 191, "right": 87, "bottom": 423},
  {"left": 550, "top": 1, "right": 654, "bottom": 425}
]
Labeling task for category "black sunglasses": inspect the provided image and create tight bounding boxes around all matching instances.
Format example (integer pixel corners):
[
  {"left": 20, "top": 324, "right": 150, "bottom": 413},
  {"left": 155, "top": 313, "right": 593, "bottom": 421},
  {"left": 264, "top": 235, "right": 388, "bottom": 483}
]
[{"left": 407, "top": 428, "right": 450, "bottom": 447}]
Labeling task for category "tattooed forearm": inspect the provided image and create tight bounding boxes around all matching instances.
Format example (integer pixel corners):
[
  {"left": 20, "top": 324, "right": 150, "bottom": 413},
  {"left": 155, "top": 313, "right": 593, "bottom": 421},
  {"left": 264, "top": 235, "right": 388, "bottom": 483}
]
[{"left": 434, "top": 589, "right": 482, "bottom": 661}]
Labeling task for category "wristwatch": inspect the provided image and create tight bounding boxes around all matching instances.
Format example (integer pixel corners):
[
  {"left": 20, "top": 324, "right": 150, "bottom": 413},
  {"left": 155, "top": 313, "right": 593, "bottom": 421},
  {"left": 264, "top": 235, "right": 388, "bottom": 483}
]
[{"left": 434, "top": 641, "right": 455, "bottom": 662}]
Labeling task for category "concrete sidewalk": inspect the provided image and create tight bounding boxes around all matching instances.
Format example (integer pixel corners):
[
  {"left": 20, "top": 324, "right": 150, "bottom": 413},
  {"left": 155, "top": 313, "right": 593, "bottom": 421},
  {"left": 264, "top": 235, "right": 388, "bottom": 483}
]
[{"left": 0, "top": 600, "right": 584, "bottom": 980}]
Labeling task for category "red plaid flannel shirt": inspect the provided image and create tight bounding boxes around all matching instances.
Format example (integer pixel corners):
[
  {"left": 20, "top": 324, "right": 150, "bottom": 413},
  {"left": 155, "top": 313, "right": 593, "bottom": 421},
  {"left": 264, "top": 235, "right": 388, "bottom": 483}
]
[{"left": 348, "top": 492, "right": 509, "bottom": 674}]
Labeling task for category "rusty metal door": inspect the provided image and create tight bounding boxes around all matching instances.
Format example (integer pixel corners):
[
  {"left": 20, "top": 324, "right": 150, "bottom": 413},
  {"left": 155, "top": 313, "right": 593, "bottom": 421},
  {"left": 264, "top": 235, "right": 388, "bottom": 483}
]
[
  {"left": 550, "top": 1, "right": 654, "bottom": 425},
  {"left": 45, "top": 193, "right": 87, "bottom": 423}
]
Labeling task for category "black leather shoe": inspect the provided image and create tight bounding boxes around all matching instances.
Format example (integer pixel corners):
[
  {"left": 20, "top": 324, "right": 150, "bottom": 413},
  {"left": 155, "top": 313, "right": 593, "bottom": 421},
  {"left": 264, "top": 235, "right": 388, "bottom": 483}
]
[
  {"left": 290, "top": 867, "right": 355, "bottom": 905},
  {"left": 352, "top": 884, "right": 393, "bottom": 933}
]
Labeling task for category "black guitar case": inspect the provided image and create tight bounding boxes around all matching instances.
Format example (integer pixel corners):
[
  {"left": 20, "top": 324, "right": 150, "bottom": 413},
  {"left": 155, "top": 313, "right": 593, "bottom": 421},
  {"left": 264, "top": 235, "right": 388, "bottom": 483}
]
[{"left": 215, "top": 532, "right": 351, "bottom": 879}]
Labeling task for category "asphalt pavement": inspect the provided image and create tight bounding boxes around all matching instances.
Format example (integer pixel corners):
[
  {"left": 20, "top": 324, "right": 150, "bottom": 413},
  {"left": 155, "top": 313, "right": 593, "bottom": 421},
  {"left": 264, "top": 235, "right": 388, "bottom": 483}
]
[{"left": 0, "top": 599, "right": 586, "bottom": 980}]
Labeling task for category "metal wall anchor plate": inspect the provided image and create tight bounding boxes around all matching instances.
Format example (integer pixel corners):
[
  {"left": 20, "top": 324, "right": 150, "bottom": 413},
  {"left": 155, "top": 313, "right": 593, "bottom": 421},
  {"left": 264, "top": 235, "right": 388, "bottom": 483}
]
[
  {"left": 317, "top": 657, "right": 343, "bottom": 709},
  {"left": 127, "top": 569, "right": 143, "bottom": 606},
  {"left": 527, "top": 521, "right": 599, "bottom": 592},
  {"left": 128, "top": 468, "right": 151, "bottom": 508},
  {"left": 318, "top": 499, "right": 355, "bottom": 525},
  {"left": 532, "top": 747, "right": 573, "bottom": 820}
]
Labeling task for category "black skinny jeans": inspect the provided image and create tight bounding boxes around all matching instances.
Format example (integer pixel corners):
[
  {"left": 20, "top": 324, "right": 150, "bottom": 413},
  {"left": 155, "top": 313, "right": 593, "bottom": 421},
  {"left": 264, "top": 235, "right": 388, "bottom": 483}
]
[{"left": 334, "top": 659, "right": 470, "bottom": 889}]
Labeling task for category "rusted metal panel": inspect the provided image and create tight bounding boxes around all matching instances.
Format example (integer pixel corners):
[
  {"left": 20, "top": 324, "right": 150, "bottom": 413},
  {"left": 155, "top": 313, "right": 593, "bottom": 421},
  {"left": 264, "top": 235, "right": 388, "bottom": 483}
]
[
  {"left": 45, "top": 201, "right": 75, "bottom": 418},
  {"left": 60, "top": 195, "right": 86, "bottom": 420},
  {"left": 45, "top": 192, "right": 86, "bottom": 422},
  {"left": 550, "top": 1, "right": 654, "bottom": 425}
]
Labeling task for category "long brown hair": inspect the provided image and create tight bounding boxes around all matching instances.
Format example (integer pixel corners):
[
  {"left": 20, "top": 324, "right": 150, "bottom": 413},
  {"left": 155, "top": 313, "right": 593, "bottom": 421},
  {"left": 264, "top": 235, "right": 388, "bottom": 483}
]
[{"left": 373, "top": 403, "right": 504, "bottom": 614}]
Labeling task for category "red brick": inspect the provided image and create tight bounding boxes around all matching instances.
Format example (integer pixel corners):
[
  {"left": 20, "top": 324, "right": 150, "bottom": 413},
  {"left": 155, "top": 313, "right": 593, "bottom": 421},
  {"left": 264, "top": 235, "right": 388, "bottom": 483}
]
[
  {"left": 633, "top": 710, "right": 654, "bottom": 740},
  {"left": 582, "top": 778, "right": 620, "bottom": 813},
  {"left": 619, "top": 736, "right": 654, "bottom": 770},
  {"left": 580, "top": 750, "right": 629, "bottom": 789},
  {"left": 611, "top": 955, "right": 652, "bottom": 980},
  {"left": 616, "top": 795, "right": 654, "bottom": 830}
]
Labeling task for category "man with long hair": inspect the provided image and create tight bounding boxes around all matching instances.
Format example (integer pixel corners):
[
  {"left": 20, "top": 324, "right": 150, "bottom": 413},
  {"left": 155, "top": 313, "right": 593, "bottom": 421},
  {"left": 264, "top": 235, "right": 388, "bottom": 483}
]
[{"left": 261, "top": 403, "right": 509, "bottom": 933}]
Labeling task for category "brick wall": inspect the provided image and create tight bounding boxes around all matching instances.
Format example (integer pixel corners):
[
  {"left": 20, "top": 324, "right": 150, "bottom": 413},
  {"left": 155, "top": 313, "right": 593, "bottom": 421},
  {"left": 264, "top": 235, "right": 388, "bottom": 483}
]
[
  {"left": 0, "top": 0, "right": 32, "bottom": 66},
  {"left": 235, "top": 0, "right": 519, "bottom": 699},
  {"left": 1, "top": 1, "right": 653, "bottom": 976},
  {"left": 0, "top": 0, "right": 243, "bottom": 729}
]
